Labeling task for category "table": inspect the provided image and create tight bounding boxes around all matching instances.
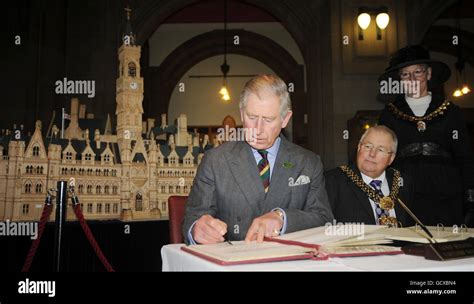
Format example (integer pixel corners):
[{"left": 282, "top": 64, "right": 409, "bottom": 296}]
[{"left": 161, "top": 244, "right": 474, "bottom": 271}]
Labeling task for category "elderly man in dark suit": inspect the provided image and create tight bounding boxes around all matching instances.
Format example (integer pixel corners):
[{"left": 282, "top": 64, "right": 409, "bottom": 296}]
[
  {"left": 183, "top": 74, "right": 334, "bottom": 245},
  {"left": 325, "top": 125, "right": 414, "bottom": 227}
]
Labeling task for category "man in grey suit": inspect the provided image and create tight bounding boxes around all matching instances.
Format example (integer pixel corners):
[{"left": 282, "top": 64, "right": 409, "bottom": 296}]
[{"left": 183, "top": 74, "right": 334, "bottom": 244}]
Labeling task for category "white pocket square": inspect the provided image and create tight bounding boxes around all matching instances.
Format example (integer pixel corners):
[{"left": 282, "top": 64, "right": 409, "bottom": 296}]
[{"left": 288, "top": 175, "right": 310, "bottom": 187}]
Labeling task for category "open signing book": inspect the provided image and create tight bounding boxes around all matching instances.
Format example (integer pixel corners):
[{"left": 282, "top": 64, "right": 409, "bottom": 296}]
[
  {"left": 182, "top": 224, "right": 474, "bottom": 265},
  {"left": 181, "top": 225, "right": 402, "bottom": 266}
]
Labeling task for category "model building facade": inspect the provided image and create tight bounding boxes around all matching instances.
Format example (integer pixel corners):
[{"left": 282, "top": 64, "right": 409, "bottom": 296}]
[{"left": 0, "top": 14, "right": 212, "bottom": 222}]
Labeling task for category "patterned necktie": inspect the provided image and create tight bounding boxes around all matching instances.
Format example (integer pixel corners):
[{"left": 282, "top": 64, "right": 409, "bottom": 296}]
[
  {"left": 369, "top": 180, "right": 390, "bottom": 222},
  {"left": 257, "top": 150, "right": 270, "bottom": 193}
]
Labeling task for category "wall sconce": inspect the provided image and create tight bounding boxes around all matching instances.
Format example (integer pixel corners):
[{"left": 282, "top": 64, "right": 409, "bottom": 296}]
[
  {"left": 357, "top": 7, "right": 390, "bottom": 40},
  {"left": 452, "top": 65, "right": 471, "bottom": 98}
]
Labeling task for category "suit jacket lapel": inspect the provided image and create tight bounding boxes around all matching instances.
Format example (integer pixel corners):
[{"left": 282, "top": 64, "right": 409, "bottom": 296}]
[
  {"left": 264, "top": 136, "right": 293, "bottom": 210},
  {"left": 227, "top": 141, "right": 265, "bottom": 210},
  {"left": 347, "top": 164, "right": 377, "bottom": 223}
]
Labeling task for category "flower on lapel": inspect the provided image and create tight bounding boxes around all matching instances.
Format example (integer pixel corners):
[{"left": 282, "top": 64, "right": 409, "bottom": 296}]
[{"left": 282, "top": 161, "right": 294, "bottom": 169}]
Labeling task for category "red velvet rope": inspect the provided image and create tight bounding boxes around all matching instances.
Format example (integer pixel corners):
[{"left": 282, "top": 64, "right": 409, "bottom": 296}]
[
  {"left": 21, "top": 204, "right": 53, "bottom": 272},
  {"left": 72, "top": 204, "right": 115, "bottom": 272}
]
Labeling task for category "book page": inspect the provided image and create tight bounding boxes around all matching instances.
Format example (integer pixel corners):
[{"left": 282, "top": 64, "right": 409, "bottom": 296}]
[
  {"left": 276, "top": 224, "right": 389, "bottom": 247},
  {"left": 322, "top": 245, "right": 401, "bottom": 256},
  {"left": 375, "top": 226, "right": 474, "bottom": 243},
  {"left": 184, "top": 240, "right": 313, "bottom": 263}
]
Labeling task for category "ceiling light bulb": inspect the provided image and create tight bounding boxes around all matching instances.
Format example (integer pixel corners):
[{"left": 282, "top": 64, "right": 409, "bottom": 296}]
[{"left": 219, "top": 86, "right": 229, "bottom": 96}]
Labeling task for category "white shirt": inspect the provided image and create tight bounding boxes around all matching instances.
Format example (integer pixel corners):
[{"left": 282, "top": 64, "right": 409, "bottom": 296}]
[
  {"left": 406, "top": 92, "right": 432, "bottom": 117},
  {"left": 360, "top": 171, "right": 397, "bottom": 223}
]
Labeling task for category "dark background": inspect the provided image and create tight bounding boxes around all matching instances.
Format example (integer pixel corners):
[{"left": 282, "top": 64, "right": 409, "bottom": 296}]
[{"left": 2, "top": 219, "right": 169, "bottom": 272}]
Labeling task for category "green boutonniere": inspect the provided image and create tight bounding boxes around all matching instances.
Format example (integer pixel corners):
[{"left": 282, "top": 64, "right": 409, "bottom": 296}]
[{"left": 282, "top": 161, "right": 294, "bottom": 169}]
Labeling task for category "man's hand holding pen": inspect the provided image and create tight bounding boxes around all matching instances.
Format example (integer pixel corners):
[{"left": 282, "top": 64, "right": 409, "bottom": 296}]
[{"left": 193, "top": 215, "right": 228, "bottom": 244}]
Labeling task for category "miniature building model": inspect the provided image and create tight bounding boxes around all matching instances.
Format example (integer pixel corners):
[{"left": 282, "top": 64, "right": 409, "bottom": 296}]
[{"left": 0, "top": 9, "right": 211, "bottom": 222}]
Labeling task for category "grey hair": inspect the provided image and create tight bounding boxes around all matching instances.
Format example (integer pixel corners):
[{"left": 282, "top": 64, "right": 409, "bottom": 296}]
[
  {"left": 359, "top": 125, "right": 398, "bottom": 154},
  {"left": 239, "top": 74, "right": 291, "bottom": 119}
]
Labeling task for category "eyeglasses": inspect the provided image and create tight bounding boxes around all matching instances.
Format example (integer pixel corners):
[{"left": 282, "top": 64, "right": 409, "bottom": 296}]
[
  {"left": 399, "top": 67, "right": 427, "bottom": 80},
  {"left": 360, "top": 143, "right": 393, "bottom": 155}
]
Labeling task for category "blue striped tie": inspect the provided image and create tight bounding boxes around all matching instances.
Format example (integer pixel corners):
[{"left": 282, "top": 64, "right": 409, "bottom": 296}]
[{"left": 369, "top": 180, "right": 390, "bottom": 222}]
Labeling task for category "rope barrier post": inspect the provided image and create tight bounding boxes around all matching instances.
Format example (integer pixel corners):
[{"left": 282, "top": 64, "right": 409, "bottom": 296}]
[
  {"left": 53, "top": 181, "right": 68, "bottom": 272},
  {"left": 21, "top": 190, "right": 54, "bottom": 272}
]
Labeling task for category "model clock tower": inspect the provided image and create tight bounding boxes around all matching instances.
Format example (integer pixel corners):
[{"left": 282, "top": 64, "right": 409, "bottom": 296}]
[{"left": 116, "top": 7, "right": 144, "bottom": 141}]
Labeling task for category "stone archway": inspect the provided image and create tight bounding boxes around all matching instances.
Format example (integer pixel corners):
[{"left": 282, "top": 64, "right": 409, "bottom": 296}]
[
  {"left": 423, "top": 26, "right": 474, "bottom": 67},
  {"left": 152, "top": 30, "right": 302, "bottom": 116},
  {"left": 129, "top": 0, "right": 332, "bottom": 158},
  {"left": 148, "top": 29, "right": 304, "bottom": 144},
  {"left": 406, "top": 0, "right": 459, "bottom": 44}
]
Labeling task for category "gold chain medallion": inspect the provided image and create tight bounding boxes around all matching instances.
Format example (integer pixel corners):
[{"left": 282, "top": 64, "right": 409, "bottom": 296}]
[
  {"left": 387, "top": 100, "right": 450, "bottom": 132},
  {"left": 339, "top": 166, "right": 400, "bottom": 226}
]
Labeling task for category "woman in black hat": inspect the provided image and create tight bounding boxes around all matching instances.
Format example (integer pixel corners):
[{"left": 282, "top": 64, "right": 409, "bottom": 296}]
[{"left": 378, "top": 45, "right": 474, "bottom": 226}]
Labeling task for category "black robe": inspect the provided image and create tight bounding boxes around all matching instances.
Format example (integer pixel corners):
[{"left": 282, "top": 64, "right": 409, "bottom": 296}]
[{"left": 378, "top": 93, "right": 474, "bottom": 226}]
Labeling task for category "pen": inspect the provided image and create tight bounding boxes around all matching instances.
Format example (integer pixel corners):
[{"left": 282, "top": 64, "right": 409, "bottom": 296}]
[{"left": 224, "top": 233, "right": 233, "bottom": 245}]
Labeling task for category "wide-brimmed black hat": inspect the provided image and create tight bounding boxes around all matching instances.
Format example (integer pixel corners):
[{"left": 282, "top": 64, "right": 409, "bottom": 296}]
[{"left": 378, "top": 45, "right": 451, "bottom": 86}]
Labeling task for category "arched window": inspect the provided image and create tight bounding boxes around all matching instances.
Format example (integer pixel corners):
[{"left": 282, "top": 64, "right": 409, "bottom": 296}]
[
  {"left": 32, "top": 145, "right": 40, "bottom": 157},
  {"left": 135, "top": 193, "right": 143, "bottom": 211},
  {"left": 96, "top": 185, "right": 101, "bottom": 194},
  {"left": 66, "top": 152, "right": 73, "bottom": 160},
  {"left": 78, "top": 184, "right": 84, "bottom": 194},
  {"left": 35, "top": 184, "right": 43, "bottom": 193},
  {"left": 24, "top": 183, "right": 32, "bottom": 193},
  {"left": 104, "top": 185, "right": 109, "bottom": 194},
  {"left": 22, "top": 204, "right": 29, "bottom": 215},
  {"left": 128, "top": 62, "right": 136, "bottom": 77}
]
